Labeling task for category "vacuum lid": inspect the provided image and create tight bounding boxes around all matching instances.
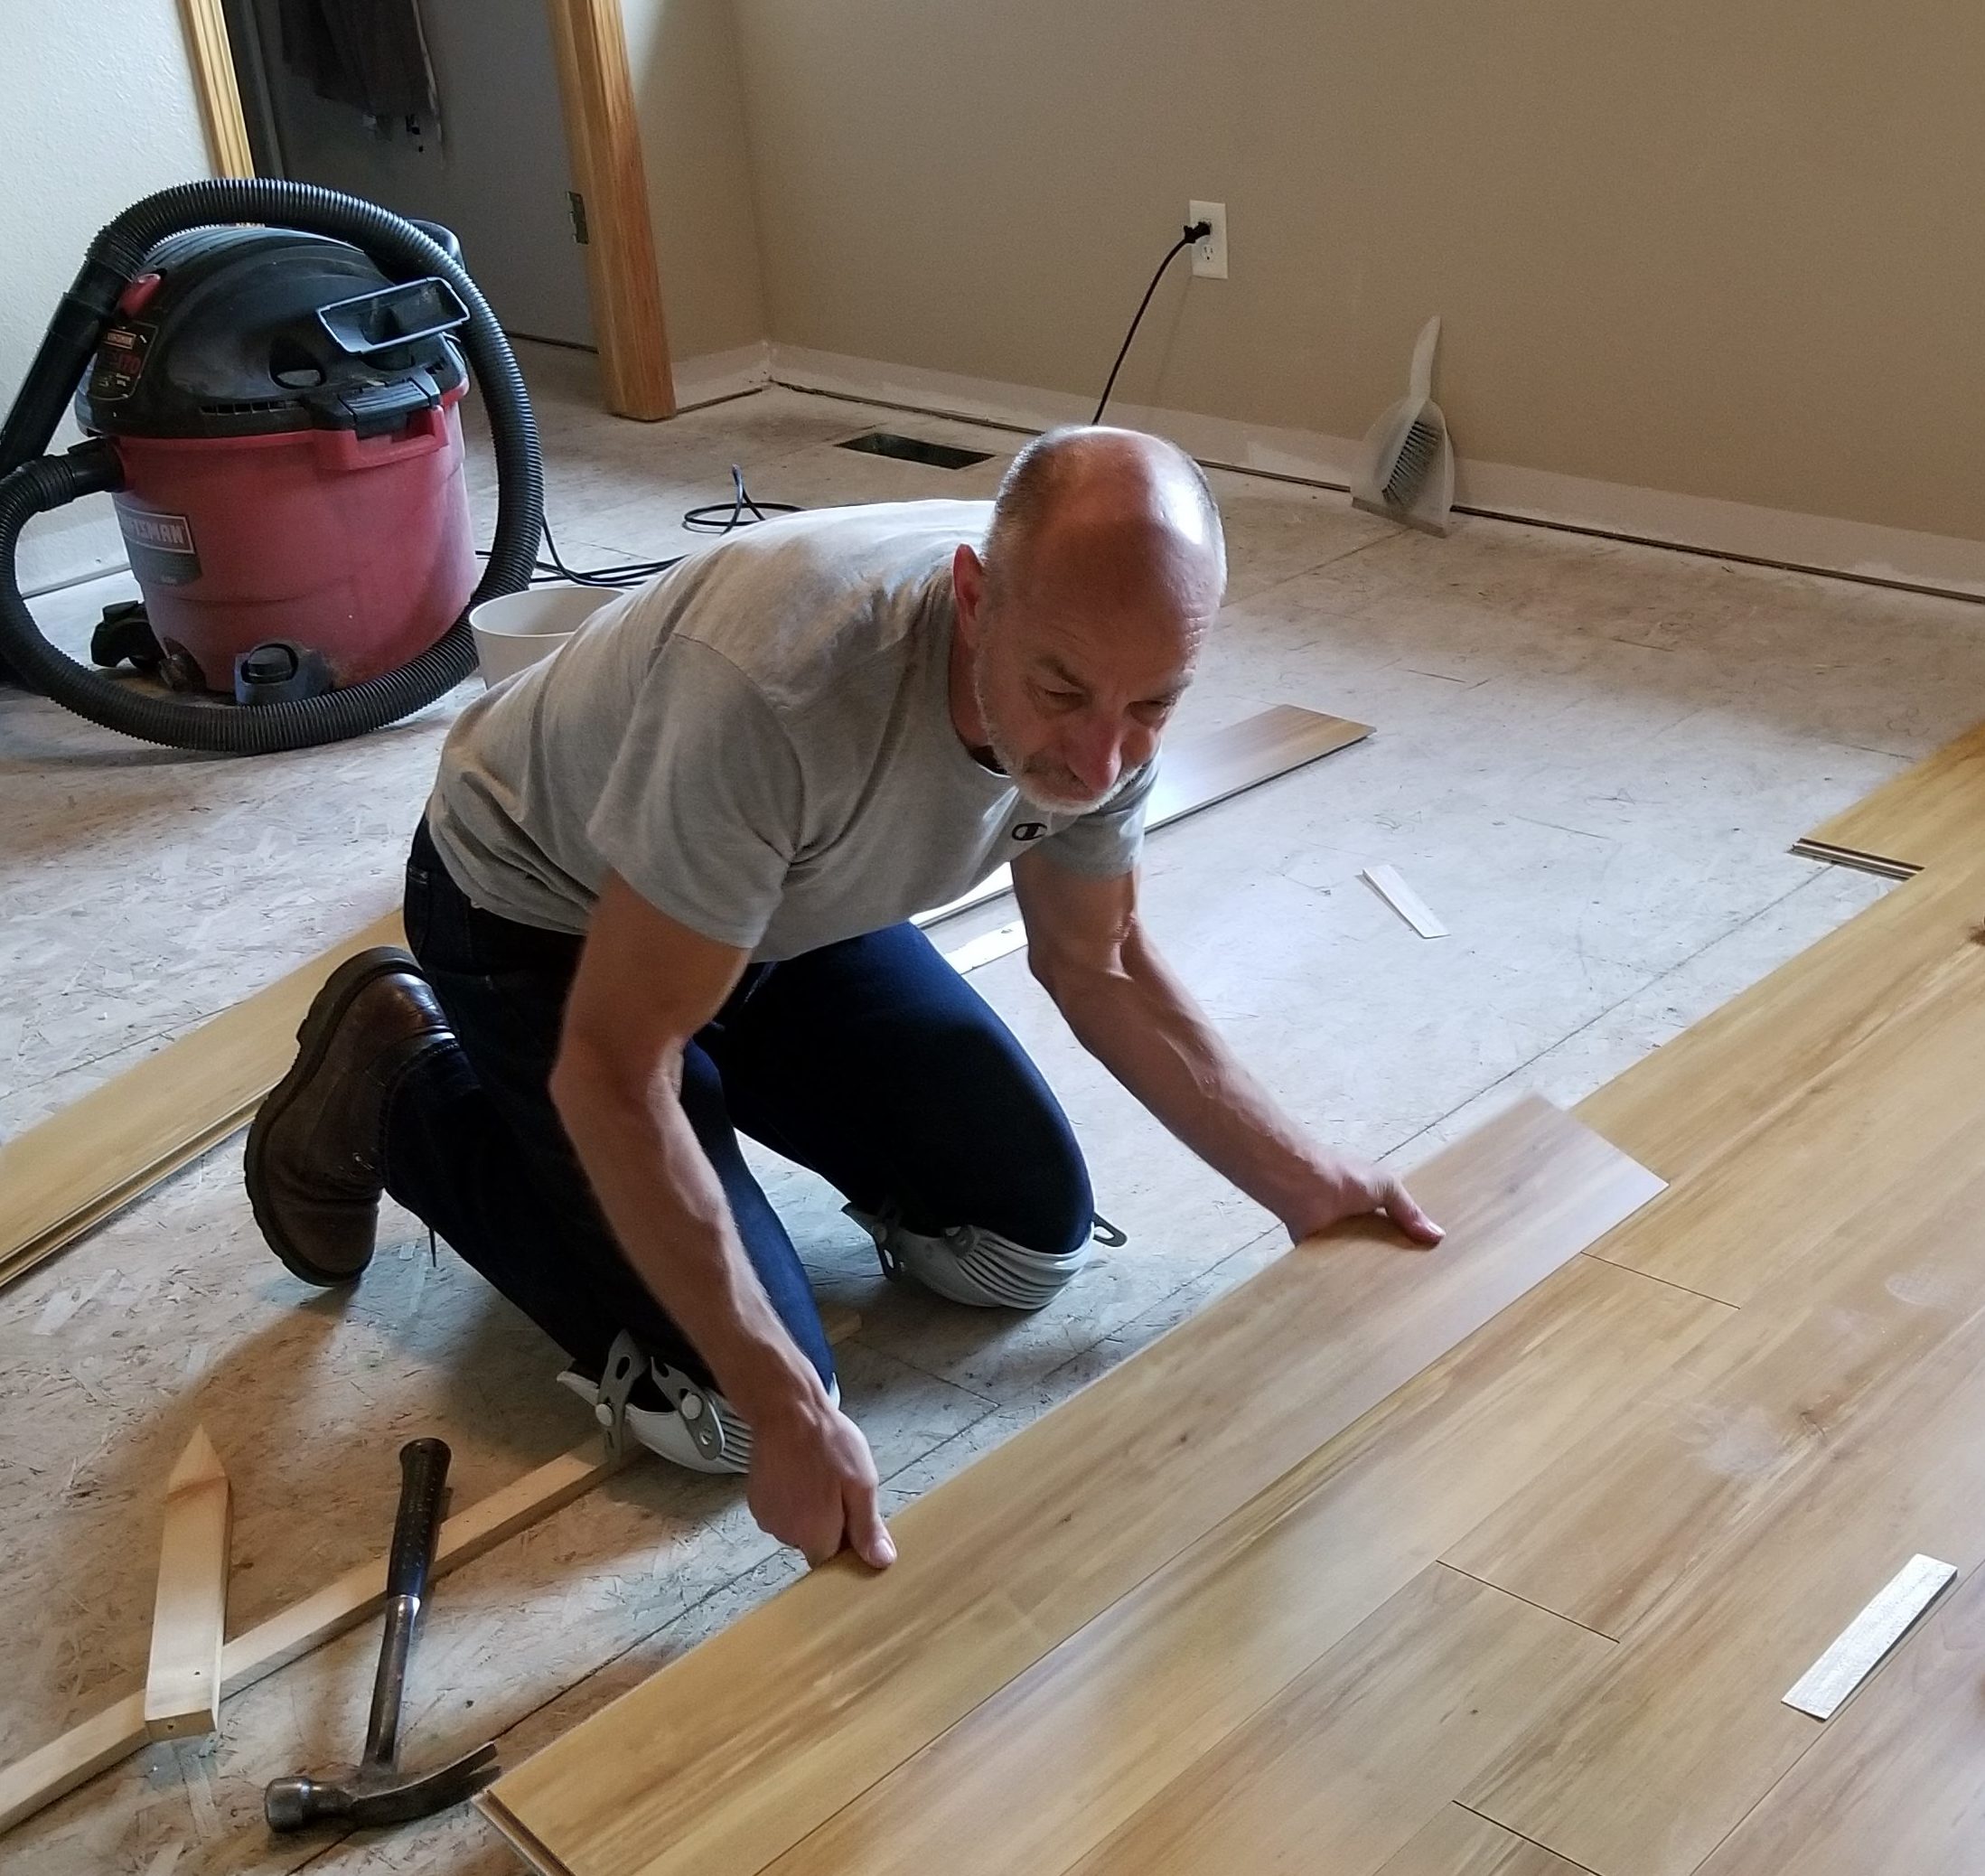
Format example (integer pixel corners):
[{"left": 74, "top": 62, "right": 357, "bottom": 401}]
[{"left": 78, "top": 226, "right": 470, "bottom": 441}]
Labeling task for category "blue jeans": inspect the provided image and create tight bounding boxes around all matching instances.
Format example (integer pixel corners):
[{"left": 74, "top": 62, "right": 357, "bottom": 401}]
[{"left": 386, "top": 821, "right": 1094, "bottom": 1393}]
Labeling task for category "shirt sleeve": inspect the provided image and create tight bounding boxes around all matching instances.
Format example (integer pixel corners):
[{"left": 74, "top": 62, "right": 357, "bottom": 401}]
[
  {"left": 585, "top": 638, "right": 803, "bottom": 949},
  {"left": 1032, "top": 755, "right": 1159, "bottom": 878}
]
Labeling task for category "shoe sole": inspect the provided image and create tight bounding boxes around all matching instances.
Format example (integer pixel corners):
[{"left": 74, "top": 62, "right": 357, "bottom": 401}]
[{"left": 245, "top": 945, "right": 423, "bottom": 1288}]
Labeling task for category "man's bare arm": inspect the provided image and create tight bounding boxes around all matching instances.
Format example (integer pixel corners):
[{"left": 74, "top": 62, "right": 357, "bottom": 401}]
[
  {"left": 1011, "top": 851, "right": 1441, "bottom": 1244},
  {"left": 549, "top": 872, "right": 894, "bottom": 1565}
]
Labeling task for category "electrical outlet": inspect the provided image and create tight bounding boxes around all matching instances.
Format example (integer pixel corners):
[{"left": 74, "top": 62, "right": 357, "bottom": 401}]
[{"left": 1189, "top": 201, "right": 1227, "bottom": 279}]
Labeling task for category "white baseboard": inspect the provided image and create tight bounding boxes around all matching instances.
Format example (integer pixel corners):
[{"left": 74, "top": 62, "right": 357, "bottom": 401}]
[
  {"left": 768, "top": 343, "right": 1985, "bottom": 599},
  {"left": 669, "top": 340, "right": 772, "bottom": 411}
]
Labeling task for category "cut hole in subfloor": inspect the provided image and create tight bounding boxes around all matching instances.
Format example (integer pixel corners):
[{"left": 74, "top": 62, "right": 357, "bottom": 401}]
[{"left": 838, "top": 431, "right": 994, "bottom": 470}]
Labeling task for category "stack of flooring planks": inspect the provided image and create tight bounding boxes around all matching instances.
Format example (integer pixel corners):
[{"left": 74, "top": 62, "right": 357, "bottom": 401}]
[{"left": 484, "top": 718, "right": 1985, "bottom": 1876}]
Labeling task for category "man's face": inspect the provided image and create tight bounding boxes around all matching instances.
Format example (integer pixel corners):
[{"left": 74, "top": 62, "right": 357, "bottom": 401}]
[{"left": 969, "top": 583, "right": 1204, "bottom": 814}]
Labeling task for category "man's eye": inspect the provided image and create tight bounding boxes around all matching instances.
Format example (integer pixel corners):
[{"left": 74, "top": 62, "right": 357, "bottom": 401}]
[{"left": 1041, "top": 688, "right": 1084, "bottom": 709}]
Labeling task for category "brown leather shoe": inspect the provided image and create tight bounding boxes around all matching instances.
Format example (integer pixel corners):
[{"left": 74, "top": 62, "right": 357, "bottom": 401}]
[{"left": 246, "top": 946, "right": 454, "bottom": 1286}]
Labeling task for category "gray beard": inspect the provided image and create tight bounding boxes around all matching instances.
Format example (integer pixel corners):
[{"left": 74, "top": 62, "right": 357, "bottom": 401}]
[{"left": 972, "top": 660, "right": 1114, "bottom": 815}]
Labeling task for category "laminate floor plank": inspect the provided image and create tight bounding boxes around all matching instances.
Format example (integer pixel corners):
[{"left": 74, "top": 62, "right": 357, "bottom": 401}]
[
  {"left": 1797, "top": 718, "right": 1985, "bottom": 879},
  {"left": 757, "top": 1256, "right": 1723, "bottom": 1876},
  {"left": 1375, "top": 1807, "right": 1594, "bottom": 1876},
  {"left": 1063, "top": 1565, "right": 1611, "bottom": 1876},
  {"left": 1578, "top": 940, "right": 1985, "bottom": 1304},
  {"left": 482, "top": 1100, "right": 1663, "bottom": 1876},
  {"left": 1457, "top": 1147, "right": 1985, "bottom": 1876},
  {"left": 1692, "top": 1558, "right": 1985, "bottom": 1876},
  {"left": 1574, "top": 856, "right": 1985, "bottom": 1182}
]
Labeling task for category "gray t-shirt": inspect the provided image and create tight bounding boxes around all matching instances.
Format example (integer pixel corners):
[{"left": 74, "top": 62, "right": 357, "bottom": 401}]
[{"left": 426, "top": 500, "right": 1156, "bottom": 961}]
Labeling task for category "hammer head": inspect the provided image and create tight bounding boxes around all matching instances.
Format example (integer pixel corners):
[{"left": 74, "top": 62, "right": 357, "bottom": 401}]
[{"left": 265, "top": 1742, "right": 499, "bottom": 1831}]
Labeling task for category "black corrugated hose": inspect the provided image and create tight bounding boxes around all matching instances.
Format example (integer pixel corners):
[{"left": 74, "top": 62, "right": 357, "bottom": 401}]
[{"left": 0, "top": 178, "right": 542, "bottom": 753}]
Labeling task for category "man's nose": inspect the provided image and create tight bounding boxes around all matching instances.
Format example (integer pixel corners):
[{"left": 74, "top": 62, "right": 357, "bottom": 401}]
[{"left": 1063, "top": 715, "right": 1127, "bottom": 796}]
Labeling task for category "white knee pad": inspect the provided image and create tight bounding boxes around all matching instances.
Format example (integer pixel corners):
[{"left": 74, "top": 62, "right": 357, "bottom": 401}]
[{"left": 847, "top": 1205, "right": 1092, "bottom": 1310}]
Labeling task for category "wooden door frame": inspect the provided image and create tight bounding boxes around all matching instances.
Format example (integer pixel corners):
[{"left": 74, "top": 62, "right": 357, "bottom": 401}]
[{"left": 177, "top": 0, "right": 676, "bottom": 420}]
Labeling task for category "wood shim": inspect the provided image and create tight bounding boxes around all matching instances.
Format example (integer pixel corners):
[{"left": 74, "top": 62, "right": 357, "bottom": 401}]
[
  {"left": 480, "top": 1099, "right": 1662, "bottom": 1876},
  {"left": 0, "top": 1305, "right": 857, "bottom": 1835},
  {"left": 142, "top": 1428, "right": 230, "bottom": 1742},
  {"left": 1362, "top": 864, "right": 1449, "bottom": 938},
  {"left": 1782, "top": 1554, "right": 1956, "bottom": 1721},
  {"left": 0, "top": 708, "right": 1371, "bottom": 1293}
]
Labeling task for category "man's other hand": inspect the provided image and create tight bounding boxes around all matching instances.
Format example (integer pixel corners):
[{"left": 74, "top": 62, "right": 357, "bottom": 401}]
[
  {"left": 1278, "top": 1153, "right": 1445, "bottom": 1249},
  {"left": 747, "top": 1393, "right": 898, "bottom": 1571}
]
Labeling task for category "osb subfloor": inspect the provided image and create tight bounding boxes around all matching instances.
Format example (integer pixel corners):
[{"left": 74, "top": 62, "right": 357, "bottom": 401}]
[{"left": 5, "top": 342, "right": 1984, "bottom": 1872}]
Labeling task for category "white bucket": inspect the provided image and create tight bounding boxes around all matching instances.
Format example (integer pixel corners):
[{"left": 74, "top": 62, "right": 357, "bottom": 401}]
[{"left": 469, "top": 586, "right": 614, "bottom": 685}]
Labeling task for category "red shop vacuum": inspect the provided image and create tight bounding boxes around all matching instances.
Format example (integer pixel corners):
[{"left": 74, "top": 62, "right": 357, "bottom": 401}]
[{"left": 0, "top": 179, "right": 544, "bottom": 753}]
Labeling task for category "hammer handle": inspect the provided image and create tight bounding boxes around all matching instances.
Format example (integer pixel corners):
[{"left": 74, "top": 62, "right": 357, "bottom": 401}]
[{"left": 387, "top": 1437, "right": 451, "bottom": 1605}]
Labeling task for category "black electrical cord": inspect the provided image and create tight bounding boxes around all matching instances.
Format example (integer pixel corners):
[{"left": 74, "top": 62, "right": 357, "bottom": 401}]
[
  {"left": 501, "top": 463, "right": 801, "bottom": 588},
  {"left": 1091, "top": 220, "right": 1213, "bottom": 426},
  {"left": 508, "top": 221, "right": 1215, "bottom": 591}
]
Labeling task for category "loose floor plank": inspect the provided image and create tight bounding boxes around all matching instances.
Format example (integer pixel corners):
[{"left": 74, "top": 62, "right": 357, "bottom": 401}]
[
  {"left": 1, "top": 708, "right": 1368, "bottom": 1289},
  {"left": 1456, "top": 1145, "right": 1985, "bottom": 1876},
  {"left": 1063, "top": 1566, "right": 1610, "bottom": 1876},
  {"left": 1693, "top": 1561, "right": 1985, "bottom": 1876},
  {"left": 755, "top": 1256, "right": 1722, "bottom": 1876},
  {"left": 482, "top": 1099, "right": 1662, "bottom": 1876},
  {"left": 1795, "top": 718, "right": 1985, "bottom": 879},
  {"left": 141, "top": 1427, "right": 230, "bottom": 1742},
  {"left": 0, "top": 912, "right": 402, "bottom": 1290}
]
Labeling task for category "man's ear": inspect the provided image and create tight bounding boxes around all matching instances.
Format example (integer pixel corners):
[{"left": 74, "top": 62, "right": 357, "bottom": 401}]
[{"left": 951, "top": 543, "right": 988, "bottom": 647}]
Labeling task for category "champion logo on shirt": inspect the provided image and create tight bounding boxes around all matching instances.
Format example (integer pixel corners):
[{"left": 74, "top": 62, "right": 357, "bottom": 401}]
[{"left": 1010, "top": 821, "right": 1048, "bottom": 841}]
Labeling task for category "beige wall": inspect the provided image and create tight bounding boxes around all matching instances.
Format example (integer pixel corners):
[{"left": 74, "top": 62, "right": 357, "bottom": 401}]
[
  {"left": 622, "top": 0, "right": 768, "bottom": 364},
  {"left": 732, "top": 0, "right": 1985, "bottom": 542},
  {"left": 3, "top": 1, "right": 214, "bottom": 587}
]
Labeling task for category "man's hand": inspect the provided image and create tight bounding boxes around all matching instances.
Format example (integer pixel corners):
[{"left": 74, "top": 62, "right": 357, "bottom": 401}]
[
  {"left": 1277, "top": 1153, "right": 1444, "bottom": 1248},
  {"left": 746, "top": 1393, "right": 898, "bottom": 1571}
]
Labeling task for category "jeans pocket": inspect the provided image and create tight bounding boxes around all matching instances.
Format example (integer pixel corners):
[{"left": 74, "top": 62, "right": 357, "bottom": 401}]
[{"left": 403, "top": 865, "right": 435, "bottom": 960}]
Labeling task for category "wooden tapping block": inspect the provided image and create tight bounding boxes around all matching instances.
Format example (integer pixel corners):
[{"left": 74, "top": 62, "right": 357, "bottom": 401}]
[
  {"left": 1795, "top": 718, "right": 1985, "bottom": 880},
  {"left": 0, "top": 911, "right": 404, "bottom": 1291},
  {"left": 480, "top": 1098, "right": 1664, "bottom": 1876},
  {"left": 0, "top": 1305, "right": 862, "bottom": 1835},
  {"left": 142, "top": 1428, "right": 231, "bottom": 1741}
]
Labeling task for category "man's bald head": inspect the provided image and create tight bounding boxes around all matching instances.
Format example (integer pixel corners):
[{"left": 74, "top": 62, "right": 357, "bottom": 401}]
[
  {"left": 981, "top": 427, "right": 1226, "bottom": 618},
  {"left": 949, "top": 427, "right": 1225, "bottom": 815}
]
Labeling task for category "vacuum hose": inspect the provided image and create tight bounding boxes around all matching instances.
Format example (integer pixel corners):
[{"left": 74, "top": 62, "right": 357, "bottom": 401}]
[{"left": 0, "top": 179, "right": 542, "bottom": 753}]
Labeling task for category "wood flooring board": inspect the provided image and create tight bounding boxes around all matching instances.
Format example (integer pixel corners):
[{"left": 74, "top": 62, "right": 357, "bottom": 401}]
[
  {"left": 1376, "top": 1807, "right": 1594, "bottom": 1876},
  {"left": 756, "top": 1257, "right": 1724, "bottom": 1876},
  {"left": 1693, "top": 1562, "right": 1985, "bottom": 1876},
  {"left": 1452, "top": 1094, "right": 1985, "bottom": 1636},
  {"left": 483, "top": 1100, "right": 1663, "bottom": 1876},
  {"left": 1799, "top": 718, "right": 1985, "bottom": 878},
  {"left": 1458, "top": 1151, "right": 1985, "bottom": 1876},
  {"left": 1063, "top": 1565, "right": 1611, "bottom": 1876},
  {"left": 1574, "top": 858, "right": 1985, "bottom": 1181},
  {"left": 0, "top": 911, "right": 403, "bottom": 1286},
  {"left": 1579, "top": 944, "right": 1985, "bottom": 1304}
]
